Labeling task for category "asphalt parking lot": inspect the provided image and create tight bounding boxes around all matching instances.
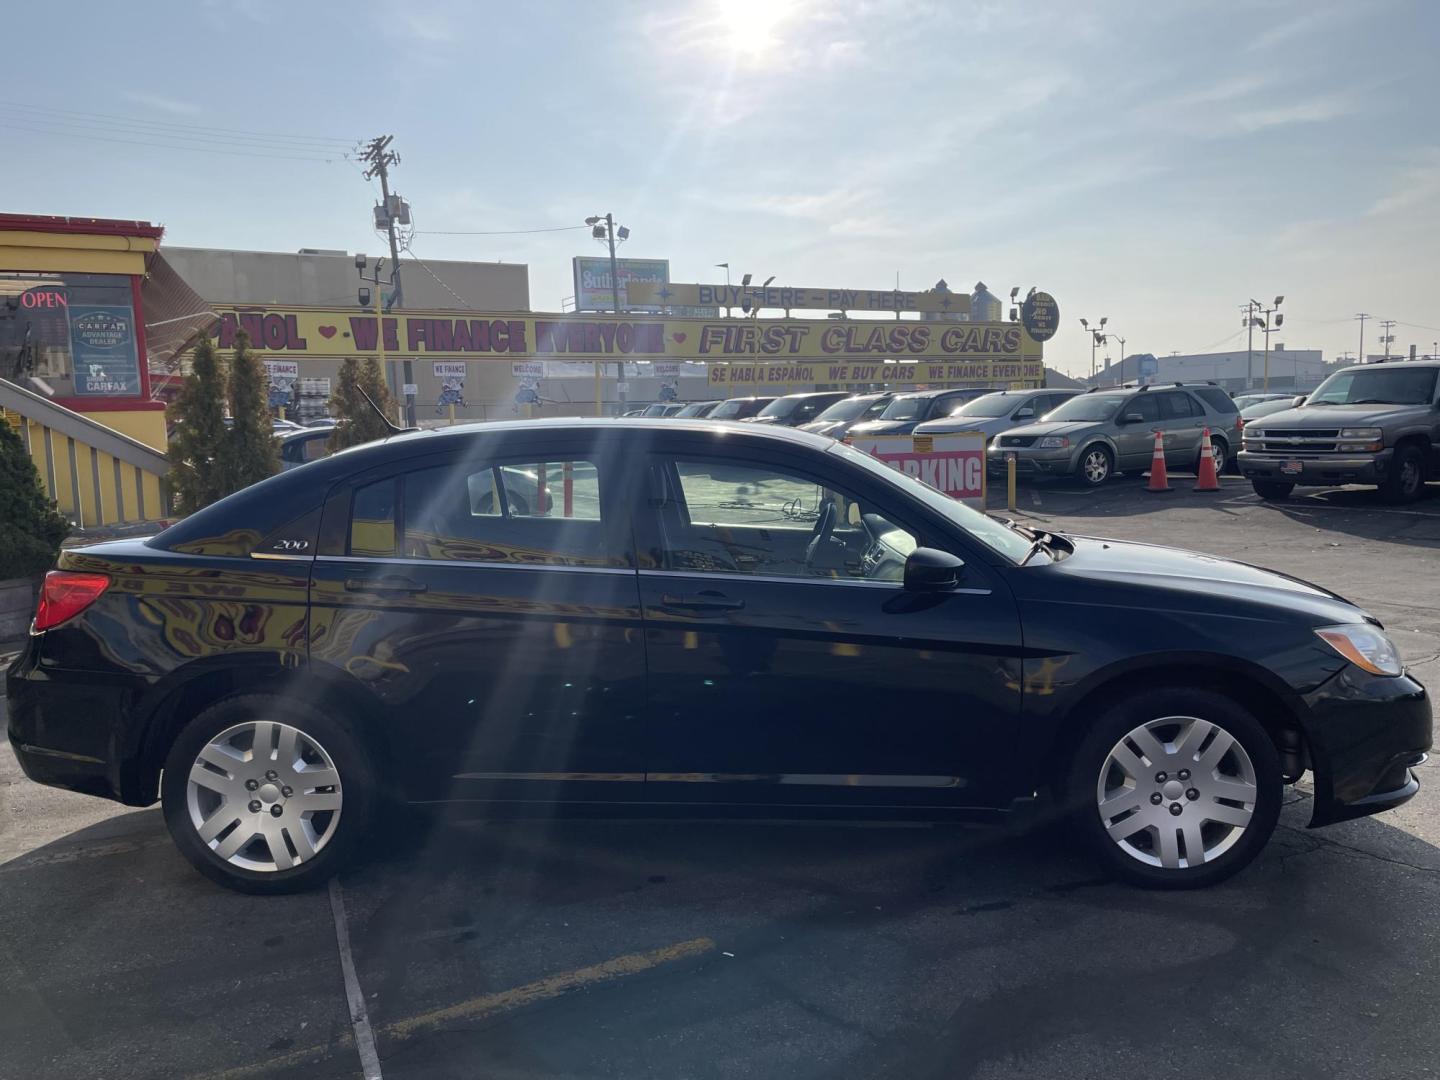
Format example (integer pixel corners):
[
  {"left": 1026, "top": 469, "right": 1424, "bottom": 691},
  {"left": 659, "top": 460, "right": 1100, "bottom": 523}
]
[{"left": 3, "top": 472, "right": 1438, "bottom": 1080}]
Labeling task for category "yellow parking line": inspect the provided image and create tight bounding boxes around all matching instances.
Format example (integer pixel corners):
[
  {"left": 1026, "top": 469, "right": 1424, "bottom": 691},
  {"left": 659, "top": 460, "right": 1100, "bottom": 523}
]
[{"left": 191, "top": 936, "right": 716, "bottom": 1080}]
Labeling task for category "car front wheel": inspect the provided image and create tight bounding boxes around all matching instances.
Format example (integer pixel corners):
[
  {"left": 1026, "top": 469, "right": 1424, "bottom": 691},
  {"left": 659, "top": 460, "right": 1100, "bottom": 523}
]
[
  {"left": 1067, "top": 688, "right": 1282, "bottom": 889},
  {"left": 161, "top": 694, "right": 376, "bottom": 894},
  {"left": 1379, "top": 444, "right": 1425, "bottom": 504},
  {"left": 1251, "top": 479, "right": 1294, "bottom": 501},
  {"left": 1076, "top": 444, "right": 1113, "bottom": 486}
]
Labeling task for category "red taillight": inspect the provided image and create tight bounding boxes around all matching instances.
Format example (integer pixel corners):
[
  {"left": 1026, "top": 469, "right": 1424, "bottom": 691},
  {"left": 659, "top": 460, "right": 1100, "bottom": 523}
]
[
  {"left": 34, "top": 571, "right": 110, "bottom": 631},
  {"left": 1235, "top": 415, "right": 1245, "bottom": 430}
]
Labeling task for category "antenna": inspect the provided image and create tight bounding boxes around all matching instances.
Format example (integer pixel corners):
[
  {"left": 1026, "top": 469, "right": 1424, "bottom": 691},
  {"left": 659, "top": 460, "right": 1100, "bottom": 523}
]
[{"left": 356, "top": 384, "right": 416, "bottom": 434}]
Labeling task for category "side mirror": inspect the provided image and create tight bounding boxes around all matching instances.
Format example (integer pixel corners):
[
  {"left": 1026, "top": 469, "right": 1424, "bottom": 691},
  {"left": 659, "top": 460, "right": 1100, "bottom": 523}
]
[
  {"left": 903, "top": 547, "right": 964, "bottom": 593},
  {"left": 1292, "top": 396, "right": 1306, "bottom": 406},
  {"left": 1121, "top": 412, "right": 1145, "bottom": 424},
  {"left": 1013, "top": 409, "right": 1034, "bottom": 420}
]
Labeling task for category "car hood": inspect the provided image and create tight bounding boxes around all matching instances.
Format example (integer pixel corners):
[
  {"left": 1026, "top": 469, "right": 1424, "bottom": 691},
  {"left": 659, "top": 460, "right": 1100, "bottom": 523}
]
[
  {"left": 798, "top": 419, "right": 843, "bottom": 435},
  {"left": 1251, "top": 403, "right": 1427, "bottom": 428},
  {"left": 848, "top": 418, "right": 917, "bottom": 436},
  {"left": 914, "top": 416, "right": 1010, "bottom": 436},
  {"left": 1048, "top": 535, "right": 1363, "bottom": 622},
  {"left": 1001, "top": 420, "right": 1102, "bottom": 440}
]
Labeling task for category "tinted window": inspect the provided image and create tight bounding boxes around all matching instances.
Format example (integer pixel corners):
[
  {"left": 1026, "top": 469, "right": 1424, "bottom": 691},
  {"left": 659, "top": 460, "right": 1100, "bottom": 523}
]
[
  {"left": 665, "top": 459, "right": 916, "bottom": 581},
  {"left": 350, "top": 479, "right": 397, "bottom": 557},
  {"left": 954, "top": 394, "right": 1015, "bottom": 418},
  {"left": 401, "top": 459, "right": 613, "bottom": 565},
  {"left": 1123, "top": 395, "right": 1162, "bottom": 422},
  {"left": 1193, "top": 387, "right": 1238, "bottom": 413},
  {"left": 814, "top": 396, "right": 878, "bottom": 422},
  {"left": 880, "top": 394, "right": 930, "bottom": 421},
  {"left": 756, "top": 397, "right": 801, "bottom": 419},
  {"left": 1157, "top": 392, "right": 1199, "bottom": 419}
]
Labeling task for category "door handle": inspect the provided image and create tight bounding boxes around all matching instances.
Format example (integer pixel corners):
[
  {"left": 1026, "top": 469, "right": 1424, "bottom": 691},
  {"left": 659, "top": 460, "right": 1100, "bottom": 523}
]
[
  {"left": 658, "top": 591, "right": 745, "bottom": 613},
  {"left": 344, "top": 576, "right": 428, "bottom": 594}
]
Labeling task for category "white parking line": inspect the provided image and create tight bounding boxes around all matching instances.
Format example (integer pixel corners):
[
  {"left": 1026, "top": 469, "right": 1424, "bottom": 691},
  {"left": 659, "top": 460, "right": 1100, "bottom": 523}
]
[{"left": 329, "top": 879, "right": 384, "bottom": 1080}]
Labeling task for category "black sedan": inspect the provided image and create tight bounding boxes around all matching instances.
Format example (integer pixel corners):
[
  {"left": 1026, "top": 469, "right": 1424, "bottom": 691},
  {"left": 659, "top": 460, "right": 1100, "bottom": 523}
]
[{"left": 6, "top": 420, "right": 1430, "bottom": 893}]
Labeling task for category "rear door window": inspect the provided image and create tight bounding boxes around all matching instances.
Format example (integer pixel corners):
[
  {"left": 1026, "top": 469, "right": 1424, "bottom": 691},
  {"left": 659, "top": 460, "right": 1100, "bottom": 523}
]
[
  {"left": 1192, "top": 387, "right": 1238, "bottom": 414},
  {"left": 1123, "top": 395, "right": 1161, "bottom": 423},
  {"left": 1158, "top": 392, "right": 1200, "bottom": 419},
  {"left": 349, "top": 479, "right": 397, "bottom": 557}
]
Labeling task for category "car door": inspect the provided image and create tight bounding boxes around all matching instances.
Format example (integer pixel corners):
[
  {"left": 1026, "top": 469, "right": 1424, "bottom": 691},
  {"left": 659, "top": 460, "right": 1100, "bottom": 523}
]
[
  {"left": 1156, "top": 391, "right": 1205, "bottom": 465},
  {"left": 307, "top": 431, "right": 648, "bottom": 805},
  {"left": 1113, "top": 393, "right": 1162, "bottom": 470},
  {"left": 632, "top": 435, "right": 1026, "bottom": 810}
]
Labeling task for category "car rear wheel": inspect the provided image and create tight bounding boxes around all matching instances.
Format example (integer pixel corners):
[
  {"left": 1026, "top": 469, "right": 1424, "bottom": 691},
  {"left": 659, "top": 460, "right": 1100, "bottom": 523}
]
[
  {"left": 1076, "top": 444, "right": 1113, "bottom": 486},
  {"left": 161, "top": 694, "right": 376, "bottom": 894},
  {"left": 1379, "top": 444, "right": 1425, "bottom": 505},
  {"left": 1251, "top": 479, "right": 1294, "bottom": 501},
  {"left": 1066, "top": 688, "right": 1282, "bottom": 889},
  {"left": 1203, "top": 437, "right": 1228, "bottom": 476}
]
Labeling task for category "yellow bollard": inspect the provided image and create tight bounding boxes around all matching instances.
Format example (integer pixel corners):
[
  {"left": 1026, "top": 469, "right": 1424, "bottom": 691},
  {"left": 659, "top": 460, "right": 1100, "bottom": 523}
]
[
  {"left": 448, "top": 403, "right": 456, "bottom": 426},
  {"left": 1007, "top": 453, "right": 1017, "bottom": 513}
]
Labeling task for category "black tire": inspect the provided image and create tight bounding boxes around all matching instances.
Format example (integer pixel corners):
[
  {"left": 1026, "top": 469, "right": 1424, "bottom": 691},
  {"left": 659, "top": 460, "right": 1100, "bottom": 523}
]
[
  {"left": 1378, "top": 444, "right": 1425, "bottom": 505},
  {"left": 1251, "top": 479, "right": 1294, "bottom": 501},
  {"left": 161, "top": 693, "right": 377, "bottom": 894},
  {"left": 1064, "top": 687, "right": 1282, "bottom": 889},
  {"left": 1075, "top": 444, "right": 1113, "bottom": 487}
]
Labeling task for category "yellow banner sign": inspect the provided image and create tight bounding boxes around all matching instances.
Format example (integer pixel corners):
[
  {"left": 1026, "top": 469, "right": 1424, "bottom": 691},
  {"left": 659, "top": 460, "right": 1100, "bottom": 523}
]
[
  {"left": 215, "top": 307, "right": 1036, "bottom": 363},
  {"left": 626, "top": 281, "right": 971, "bottom": 316},
  {"left": 708, "top": 361, "right": 1044, "bottom": 387}
]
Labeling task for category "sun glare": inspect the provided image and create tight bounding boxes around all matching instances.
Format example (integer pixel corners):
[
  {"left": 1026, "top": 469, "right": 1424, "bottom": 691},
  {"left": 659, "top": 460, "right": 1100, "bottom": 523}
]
[{"left": 721, "top": 0, "right": 795, "bottom": 61}]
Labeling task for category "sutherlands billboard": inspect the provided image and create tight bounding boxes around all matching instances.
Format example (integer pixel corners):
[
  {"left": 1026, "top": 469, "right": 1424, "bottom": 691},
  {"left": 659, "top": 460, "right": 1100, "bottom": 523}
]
[
  {"left": 572, "top": 257, "right": 670, "bottom": 312},
  {"left": 215, "top": 308, "right": 1037, "bottom": 365}
]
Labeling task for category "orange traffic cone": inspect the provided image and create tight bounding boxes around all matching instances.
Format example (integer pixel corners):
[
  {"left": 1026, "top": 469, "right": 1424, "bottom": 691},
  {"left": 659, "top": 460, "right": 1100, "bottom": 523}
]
[
  {"left": 1145, "top": 429, "right": 1172, "bottom": 492},
  {"left": 1194, "top": 427, "right": 1221, "bottom": 492}
]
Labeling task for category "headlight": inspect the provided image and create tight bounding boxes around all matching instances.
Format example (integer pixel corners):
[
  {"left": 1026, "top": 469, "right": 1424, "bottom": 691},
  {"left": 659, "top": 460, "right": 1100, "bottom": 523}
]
[
  {"left": 1244, "top": 426, "right": 1263, "bottom": 438},
  {"left": 1315, "top": 624, "right": 1403, "bottom": 677},
  {"left": 1339, "top": 427, "right": 1382, "bottom": 439},
  {"left": 1337, "top": 427, "right": 1383, "bottom": 452},
  {"left": 1036, "top": 436, "right": 1070, "bottom": 448}
]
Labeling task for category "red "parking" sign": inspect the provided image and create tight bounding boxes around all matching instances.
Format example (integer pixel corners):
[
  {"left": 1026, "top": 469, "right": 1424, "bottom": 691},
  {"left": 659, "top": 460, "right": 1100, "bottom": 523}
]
[{"left": 848, "top": 432, "right": 988, "bottom": 510}]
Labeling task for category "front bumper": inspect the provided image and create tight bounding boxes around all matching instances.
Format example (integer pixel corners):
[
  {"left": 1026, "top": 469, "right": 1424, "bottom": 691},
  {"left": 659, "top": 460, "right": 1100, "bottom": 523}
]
[
  {"left": 986, "top": 445, "right": 1077, "bottom": 476},
  {"left": 1303, "top": 664, "right": 1431, "bottom": 827},
  {"left": 1238, "top": 448, "right": 1392, "bottom": 486}
]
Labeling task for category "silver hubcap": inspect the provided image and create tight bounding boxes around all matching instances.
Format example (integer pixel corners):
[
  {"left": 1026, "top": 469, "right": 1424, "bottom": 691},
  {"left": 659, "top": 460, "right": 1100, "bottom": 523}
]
[
  {"left": 1096, "top": 715, "right": 1258, "bottom": 870},
  {"left": 1211, "top": 443, "right": 1225, "bottom": 472},
  {"left": 1083, "top": 450, "right": 1109, "bottom": 483},
  {"left": 186, "top": 721, "right": 343, "bottom": 872}
]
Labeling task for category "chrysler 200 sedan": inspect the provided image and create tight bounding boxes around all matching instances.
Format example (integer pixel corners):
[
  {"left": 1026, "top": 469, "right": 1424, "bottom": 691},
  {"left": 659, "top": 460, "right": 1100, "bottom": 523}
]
[{"left": 6, "top": 420, "right": 1430, "bottom": 894}]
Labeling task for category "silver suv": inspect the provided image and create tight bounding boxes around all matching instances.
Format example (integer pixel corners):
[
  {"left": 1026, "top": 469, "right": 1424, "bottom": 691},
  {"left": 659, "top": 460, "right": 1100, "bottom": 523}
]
[{"left": 987, "top": 383, "right": 1241, "bottom": 486}]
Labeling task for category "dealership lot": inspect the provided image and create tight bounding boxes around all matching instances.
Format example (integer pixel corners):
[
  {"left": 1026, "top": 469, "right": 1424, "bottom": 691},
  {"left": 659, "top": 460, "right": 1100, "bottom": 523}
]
[{"left": 3, "top": 475, "right": 1438, "bottom": 1080}]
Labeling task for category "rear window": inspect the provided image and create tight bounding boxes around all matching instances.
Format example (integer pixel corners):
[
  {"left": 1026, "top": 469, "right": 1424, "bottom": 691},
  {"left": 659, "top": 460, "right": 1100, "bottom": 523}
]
[{"left": 1192, "top": 387, "right": 1238, "bottom": 413}]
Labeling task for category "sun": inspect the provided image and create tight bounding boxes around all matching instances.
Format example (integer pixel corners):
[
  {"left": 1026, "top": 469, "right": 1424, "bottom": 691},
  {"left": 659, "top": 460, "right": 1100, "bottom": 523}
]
[{"left": 720, "top": 0, "right": 795, "bottom": 61}]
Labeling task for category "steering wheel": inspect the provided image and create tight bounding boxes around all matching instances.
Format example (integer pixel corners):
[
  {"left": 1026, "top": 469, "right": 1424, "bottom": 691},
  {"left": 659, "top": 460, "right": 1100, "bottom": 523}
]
[{"left": 803, "top": 499, "right": 838, "bottom": 567}]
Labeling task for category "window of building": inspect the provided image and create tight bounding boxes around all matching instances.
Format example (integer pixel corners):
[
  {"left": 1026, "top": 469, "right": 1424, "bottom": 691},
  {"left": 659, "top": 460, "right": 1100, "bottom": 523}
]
[{"left": 0, "top": 272, "right": 140, "bottom": 398}]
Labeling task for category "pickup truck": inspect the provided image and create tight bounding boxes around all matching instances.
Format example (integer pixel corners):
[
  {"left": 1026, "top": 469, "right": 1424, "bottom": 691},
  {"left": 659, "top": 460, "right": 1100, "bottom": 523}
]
[{"left": 1237, "top": 359, "right": 1440, "bottom": 503}]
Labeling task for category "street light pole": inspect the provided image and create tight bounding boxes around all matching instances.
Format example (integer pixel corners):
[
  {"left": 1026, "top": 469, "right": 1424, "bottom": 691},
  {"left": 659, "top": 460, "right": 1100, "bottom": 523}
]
[{"left": 586, "top": 212, "right": 631, "bottom": 415}]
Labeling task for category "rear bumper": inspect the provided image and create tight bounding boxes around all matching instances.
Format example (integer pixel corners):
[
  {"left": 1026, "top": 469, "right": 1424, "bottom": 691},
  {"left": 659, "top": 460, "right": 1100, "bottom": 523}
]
[
  {"left": 1238, "top": 450, "right": 1392, "bottom": 486},
  {"left": 1304, "top": 666, "right": 1431, "bottom": 827},
  {"left": 5, "top": 637, "right": 148, "bottom": 805}
]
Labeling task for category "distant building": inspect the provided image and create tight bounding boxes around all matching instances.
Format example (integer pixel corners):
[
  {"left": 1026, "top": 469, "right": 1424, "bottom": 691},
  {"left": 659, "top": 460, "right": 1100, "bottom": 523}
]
[{"left": 1086, "top": 348, "right": 1327, "bottom": 392}]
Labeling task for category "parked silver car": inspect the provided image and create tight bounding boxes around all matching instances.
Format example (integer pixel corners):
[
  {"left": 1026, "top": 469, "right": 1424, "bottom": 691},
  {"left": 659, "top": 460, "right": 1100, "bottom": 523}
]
[
  {"left": 913, "top": 388, "right": 1081, "bottom": 444},
  {"left": 796, "top": 392, "right": 895, "bottom": 439},
  {"left": 988, "top": 384, "right": 1241, "bottom": 486}
]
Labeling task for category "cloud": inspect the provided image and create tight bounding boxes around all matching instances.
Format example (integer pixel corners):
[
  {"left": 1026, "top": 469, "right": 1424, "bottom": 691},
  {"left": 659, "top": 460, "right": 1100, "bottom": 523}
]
[
  {"left": 123, "top": 91, "right": 201, "bottom": 116},
  {"left": 1245, "top": 5, "right": 1360, "bottom": 52},
  {"left": 1367, "top": 148, "right": 1440, "bottom": 217},
  {"left": 1232, "top": 94, "right": 1356, "bottom": 132}
]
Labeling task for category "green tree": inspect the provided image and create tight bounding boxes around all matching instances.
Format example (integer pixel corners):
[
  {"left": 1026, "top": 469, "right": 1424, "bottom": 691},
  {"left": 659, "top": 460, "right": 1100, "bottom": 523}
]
[
  {"left": 0, "top": 417, "right": 70, "bottom": 580},
  {"left": 166, "top": 335, "right": 230, "bottom": 515},
  {"left": 329, "top": 357, "right": 396, "bottom": 451},
  {"left": 221, "top": 329, "right": 279, "bottom": 492}
]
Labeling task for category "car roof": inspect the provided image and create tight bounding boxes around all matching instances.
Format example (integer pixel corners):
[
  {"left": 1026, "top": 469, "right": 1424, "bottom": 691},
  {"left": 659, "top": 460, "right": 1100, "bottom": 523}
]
[
  {"left": 775, "top": 390, "right": 847, "bottom": 399},
  {"left": 341, "top": 416, "right": 837, "bottom": 453},
  {"left": 1334, "top": 360, "right": 1440, "bottom": 374}
]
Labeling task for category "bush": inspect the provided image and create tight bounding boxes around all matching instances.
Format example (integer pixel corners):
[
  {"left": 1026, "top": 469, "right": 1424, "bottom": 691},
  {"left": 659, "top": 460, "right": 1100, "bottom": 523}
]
[
  {"left": 0, "top": 418, "right": 69, "bottom": 579},
  {"left": 222, "top": 330, "right": 279, "bottom": 491},
  {"left": 329, "top": 357, "right": 396, "bottom": 451}
]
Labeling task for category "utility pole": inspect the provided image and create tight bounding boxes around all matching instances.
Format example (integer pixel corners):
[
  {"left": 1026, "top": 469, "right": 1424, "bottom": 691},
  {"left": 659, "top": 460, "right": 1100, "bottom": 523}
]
[
  {"left": 1379, "top": 319, "right": 1397, "bottom": 361},
  {"left": 1355, "top": 312, "right": 1370, "bottom": 365},
  {"left": 584, "top": 213, "right": 630, "bottom": 414},
  {"left": 361, "top": 135, "right": 414, "bottom": 425},
  {"left": 1246, "top": 297, "right": 1284, "bottom": 391},
  {"left": 1241, "top": 301, "right": 1262, "bottom": 388}
]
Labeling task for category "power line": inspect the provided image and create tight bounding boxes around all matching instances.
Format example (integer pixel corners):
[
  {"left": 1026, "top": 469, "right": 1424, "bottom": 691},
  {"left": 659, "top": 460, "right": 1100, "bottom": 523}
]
[
  {"left": 0, "top": 120, "right": 346, "bottom": 162},
  {"left": 400, "top": 241, "right": 475, "bottom": 310},
  {"left": 0, "top": 101, "right": 354, "bottom": 149},
  {"left": 413, "top": 225, "right": 590, "bottom": 236}
]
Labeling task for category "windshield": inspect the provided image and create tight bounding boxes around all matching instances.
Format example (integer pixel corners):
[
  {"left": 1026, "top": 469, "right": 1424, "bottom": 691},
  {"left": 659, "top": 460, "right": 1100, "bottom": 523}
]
[
  {"left": 756, "top": 397, "right": 800, "bottom": 418},
  {"left": 1307, "top": 367, "right": 1438, "bottom": 406},
  {"left": 1043, "top": 395, "right": 1123, "bottom": 422},
  {"left": 674, "top": 402, "right": 710, "bottom": 417},
  {"left": 879, "top": 395, "right": 931, "bottom": 421},
  {"left": 954, "top": 394, "right": 1019, "bottom": 418},
  {"left": 828, "top": 442, "right": 1032, "bottom": 561},
  {"left": 709, "top": 399, "right": 751, "bottom": 420},
  {"left": 814, "top": 395, "right": 876, "bottom": 422}
]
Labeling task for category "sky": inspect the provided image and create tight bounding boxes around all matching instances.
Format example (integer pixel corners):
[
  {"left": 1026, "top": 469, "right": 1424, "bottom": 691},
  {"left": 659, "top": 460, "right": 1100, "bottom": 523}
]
[{"left": 4, "top": 0, "right": 1438, "bottom": 377}]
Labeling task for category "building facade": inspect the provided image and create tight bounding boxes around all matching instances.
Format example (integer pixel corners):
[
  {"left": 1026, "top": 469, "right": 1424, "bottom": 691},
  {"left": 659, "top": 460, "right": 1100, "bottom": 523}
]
[{"left": 1087, "top": 348, "right": 1328, "bottom": 392}]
